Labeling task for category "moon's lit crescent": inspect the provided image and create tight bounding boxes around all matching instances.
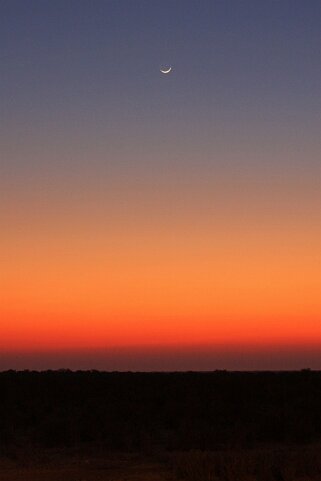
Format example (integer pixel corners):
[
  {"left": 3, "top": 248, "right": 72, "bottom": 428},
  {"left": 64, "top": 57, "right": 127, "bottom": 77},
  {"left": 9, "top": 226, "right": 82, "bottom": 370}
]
[{"left": 160, "top": 67, "right": 172, "bottom": 74}]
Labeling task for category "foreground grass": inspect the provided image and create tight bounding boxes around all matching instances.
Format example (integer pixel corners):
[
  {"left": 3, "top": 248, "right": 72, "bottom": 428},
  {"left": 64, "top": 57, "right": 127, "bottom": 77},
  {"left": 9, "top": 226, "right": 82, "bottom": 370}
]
[
  {"left": 2, "top": 446, "right": 321, "bottom": 481},
  {"left": 0, "top": 453, "right": 171, "bottom": 481},
  {"left": 172, "top": 445, "right": 321, "bottom": 481}
]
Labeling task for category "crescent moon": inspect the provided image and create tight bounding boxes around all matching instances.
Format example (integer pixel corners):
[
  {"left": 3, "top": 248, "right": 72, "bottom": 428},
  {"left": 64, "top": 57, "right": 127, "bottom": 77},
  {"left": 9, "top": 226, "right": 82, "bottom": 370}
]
[{"left": 160, "top": 67, "right": 172, "bottom": 74}]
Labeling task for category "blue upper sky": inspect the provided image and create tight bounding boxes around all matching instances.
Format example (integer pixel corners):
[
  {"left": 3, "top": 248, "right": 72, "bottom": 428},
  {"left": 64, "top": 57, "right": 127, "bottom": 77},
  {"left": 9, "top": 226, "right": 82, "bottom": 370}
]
[{"left": 1, "top": 0, "right": 320, "bottom": 181}]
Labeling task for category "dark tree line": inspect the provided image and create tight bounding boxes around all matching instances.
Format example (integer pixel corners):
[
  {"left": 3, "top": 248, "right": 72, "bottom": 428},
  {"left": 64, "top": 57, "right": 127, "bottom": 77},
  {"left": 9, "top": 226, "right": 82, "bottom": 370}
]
[{"left": 0, "top": 370, "right": 320, "bottom": 454}]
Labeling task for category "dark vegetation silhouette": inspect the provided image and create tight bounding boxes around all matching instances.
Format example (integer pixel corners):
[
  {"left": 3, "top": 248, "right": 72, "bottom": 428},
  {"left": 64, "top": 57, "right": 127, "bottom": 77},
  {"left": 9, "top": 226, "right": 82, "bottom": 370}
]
[{"left": 0, "top": 369, "right": 320, "bottom": 457}]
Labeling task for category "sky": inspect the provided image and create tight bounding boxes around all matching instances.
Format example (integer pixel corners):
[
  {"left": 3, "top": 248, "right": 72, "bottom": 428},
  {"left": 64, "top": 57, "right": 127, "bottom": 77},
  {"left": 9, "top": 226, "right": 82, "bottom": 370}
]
[{"left": 1, "top": 0, "right": 320, "bottom": 370}]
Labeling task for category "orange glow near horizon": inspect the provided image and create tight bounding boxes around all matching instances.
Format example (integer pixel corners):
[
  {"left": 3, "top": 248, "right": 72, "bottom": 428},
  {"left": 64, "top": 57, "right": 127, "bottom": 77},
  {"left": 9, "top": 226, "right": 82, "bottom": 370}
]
[{"left": 1, "top": 176, "right": 320, "bottom": 355}]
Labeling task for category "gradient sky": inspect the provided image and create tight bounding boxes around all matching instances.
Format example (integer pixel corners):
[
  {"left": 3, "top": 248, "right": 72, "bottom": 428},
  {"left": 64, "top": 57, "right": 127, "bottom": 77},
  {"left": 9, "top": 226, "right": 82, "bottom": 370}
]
[{"left": 1, "top": 0, "right": 320, "bottom": 370}]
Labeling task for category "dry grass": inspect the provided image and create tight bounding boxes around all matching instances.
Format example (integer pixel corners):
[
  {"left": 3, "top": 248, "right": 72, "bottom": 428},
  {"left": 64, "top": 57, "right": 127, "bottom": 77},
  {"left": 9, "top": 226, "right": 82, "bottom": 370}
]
[
  {"left": 2, "top": 446, "right": 321, "bottom": 481},
  {"left": 172, "top": 445, "right": 321, "bottom": 481},
  {"left": 0, "top": 454, "right": 172, "bottom": 481}
]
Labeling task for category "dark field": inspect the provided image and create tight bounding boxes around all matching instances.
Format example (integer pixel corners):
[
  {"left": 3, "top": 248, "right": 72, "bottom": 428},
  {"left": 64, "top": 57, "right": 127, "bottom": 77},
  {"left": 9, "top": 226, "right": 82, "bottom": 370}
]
[
  {"left": 0, "top": 453, "right": 170, "bottom": 480},
  {"left": 1, "top": 370, "right": 321, "bottom": 480}
]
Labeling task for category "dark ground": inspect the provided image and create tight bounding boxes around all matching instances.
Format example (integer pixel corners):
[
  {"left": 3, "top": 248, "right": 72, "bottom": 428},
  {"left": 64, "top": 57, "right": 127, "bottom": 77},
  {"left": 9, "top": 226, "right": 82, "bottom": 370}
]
[{"left": 1, "top": 370, "right": 321, "bottom": 480}]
